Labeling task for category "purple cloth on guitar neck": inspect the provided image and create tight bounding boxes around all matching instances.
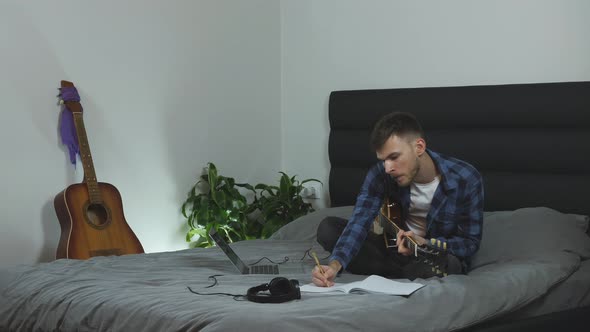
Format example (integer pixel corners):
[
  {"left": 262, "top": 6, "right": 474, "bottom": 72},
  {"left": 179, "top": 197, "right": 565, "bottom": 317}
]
[{"left": 59, "top": 87, "right": 82, "bottom": 165}]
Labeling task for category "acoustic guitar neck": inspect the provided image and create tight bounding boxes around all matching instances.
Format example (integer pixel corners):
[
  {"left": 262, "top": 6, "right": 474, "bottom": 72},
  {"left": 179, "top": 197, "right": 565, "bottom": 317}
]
[{"left": 378, "top": 199, "right": 420, "bottom": 255}]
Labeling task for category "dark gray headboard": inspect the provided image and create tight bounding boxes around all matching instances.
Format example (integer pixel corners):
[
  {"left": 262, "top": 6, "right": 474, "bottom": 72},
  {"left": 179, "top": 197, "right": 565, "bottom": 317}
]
[{"left": 328, "top": 81, "right": 590, "bottom": 216}]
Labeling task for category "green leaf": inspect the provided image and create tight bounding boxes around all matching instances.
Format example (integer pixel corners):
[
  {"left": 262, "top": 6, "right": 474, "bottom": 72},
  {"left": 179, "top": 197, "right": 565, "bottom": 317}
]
[
  {"left": 185, "top": 228, "right": 200, "bottom": 242},
  {"left": 228, "top": 208, "right": 240, "bottom": 222},
  {"left": 278, "top": 172, "right": 291, "bottom": 181},
  {"left": 187, "top": 213, "right": 194, "bottom": 228},
  {"left": 218, "top": 204, "right": 231, "bottom": 225},
  {"left": 279, "top": 174, "right": 293, "bottom": 200},
  {"left": 254, "top": 183, "right": 269, "bottom": 190},
  {"left": 232, "top": 198, "right": 246, "bottom": 210},
  {"left": 236, "top": 182, "right": 256, "bottom": 193},
  {"left": 208, "top": 163, "right": 218, "bottom": 196},
  {"left": 214, "top": 190, "right": 226, "bottom": 207},
  {"left": 279, "top": 172, "right": 292, "bottom": 187},
  {"left": 196, "top": 196, "right": 210, "bottom": 226},
  {"left": 225, "top": 176, "right": 235, "bottom": 187},
  {"left": 181, "top": 201, "right": 189, "bottom": 218},
  {"left": 228, "top": 187, "right": 243, "bottom": 202}
]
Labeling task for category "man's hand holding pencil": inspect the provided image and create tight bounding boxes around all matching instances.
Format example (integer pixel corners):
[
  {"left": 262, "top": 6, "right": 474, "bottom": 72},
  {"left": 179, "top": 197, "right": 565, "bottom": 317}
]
[{"left": 311, "top": 252, "right": 341, "bottom": 287}]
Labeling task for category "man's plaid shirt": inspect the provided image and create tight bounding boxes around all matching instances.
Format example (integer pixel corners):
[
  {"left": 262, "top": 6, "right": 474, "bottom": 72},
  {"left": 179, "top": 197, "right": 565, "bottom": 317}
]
[{"left": 330, "top": 149, "right": 484, "bottom": 270}]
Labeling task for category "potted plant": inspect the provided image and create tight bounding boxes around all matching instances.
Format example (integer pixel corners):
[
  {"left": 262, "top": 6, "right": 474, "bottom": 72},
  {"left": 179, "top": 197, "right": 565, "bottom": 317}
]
[
  {"left": 182, "top": 163, "right": 322, "bottom": 247},
  {"left": 182, "top": 162, "right": 256, "bottom": 247},
  {"left": 251, "top": 172, "right": 322, "bottom": 238}
]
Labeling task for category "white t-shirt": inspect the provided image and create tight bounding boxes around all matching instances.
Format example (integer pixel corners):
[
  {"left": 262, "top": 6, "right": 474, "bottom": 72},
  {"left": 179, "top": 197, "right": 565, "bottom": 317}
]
[{"left": 406, "top": 176, "right": 440, "bottom": 237}]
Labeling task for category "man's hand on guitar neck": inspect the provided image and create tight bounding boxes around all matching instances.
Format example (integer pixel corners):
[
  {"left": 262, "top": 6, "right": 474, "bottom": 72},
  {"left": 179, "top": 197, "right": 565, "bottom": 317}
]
[{"left": 396, "top": 230, "right": 427, "bottom": 256}]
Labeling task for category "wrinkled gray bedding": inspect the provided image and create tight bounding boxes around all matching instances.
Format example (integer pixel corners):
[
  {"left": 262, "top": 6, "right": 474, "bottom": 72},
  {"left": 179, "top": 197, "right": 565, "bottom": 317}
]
[
  {"left": 1, "top": 207, "right": 589, "bottom": 332},
  {"left": 503, "top": 259, "right": 590, "bottom": 320}
]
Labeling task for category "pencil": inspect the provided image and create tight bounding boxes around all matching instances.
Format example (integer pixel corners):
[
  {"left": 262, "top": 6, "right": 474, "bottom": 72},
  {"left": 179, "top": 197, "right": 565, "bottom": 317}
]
[
  {"left": 311, "top": 251, "right": 325, "bottom": 275},
  {"left": 311, "top": 251, "right": 328, "bottom": 286}
]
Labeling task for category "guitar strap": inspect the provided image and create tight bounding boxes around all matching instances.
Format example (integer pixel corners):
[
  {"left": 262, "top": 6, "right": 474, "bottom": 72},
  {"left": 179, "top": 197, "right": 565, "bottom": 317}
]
[{"left": 58, "top": 86, "right": 82, "bottom": 166}]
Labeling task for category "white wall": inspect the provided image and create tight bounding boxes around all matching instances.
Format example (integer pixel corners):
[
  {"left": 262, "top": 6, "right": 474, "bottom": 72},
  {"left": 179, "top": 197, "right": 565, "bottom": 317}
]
[
  {"left": 0, "top": 0, "right": 281, "bottom": 268},
  {"left": 2, "top": 0, "right": 590, "bottom": 268},
  {"left": 281, "top": 0, "right": 590, "bottom": 208}
]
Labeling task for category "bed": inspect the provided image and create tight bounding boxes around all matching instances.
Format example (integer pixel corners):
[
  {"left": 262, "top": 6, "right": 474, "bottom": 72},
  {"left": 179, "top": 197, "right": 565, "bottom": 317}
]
[{"left": 2, "top": 81, "right": 590, "bottom": 331}]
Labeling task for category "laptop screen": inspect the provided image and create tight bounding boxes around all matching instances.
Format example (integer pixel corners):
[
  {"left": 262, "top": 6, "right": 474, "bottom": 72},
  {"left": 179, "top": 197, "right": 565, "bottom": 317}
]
[{"left": 209, "top": 229, "right": 249, "bottom": 274}]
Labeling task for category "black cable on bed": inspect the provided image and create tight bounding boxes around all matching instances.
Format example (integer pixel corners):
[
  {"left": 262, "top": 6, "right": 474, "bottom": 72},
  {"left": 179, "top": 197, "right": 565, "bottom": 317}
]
[
  {"left": 204, "top": 274, "right": 223, "bottom": 288},
  {"left": 247, "top": 248, "right": 330, "bottom": 267},
  {"left": 186, "top": 275, "right": 247, "bottom": 301},
  {"left": 186, "top": 286, "right": 247, "bottom": 301},
  {"left": 248, "top": 256, "right": 289, "bottom": 266},
  {"left": 301, "top": 247, "right": 330, "bottom": 261}
]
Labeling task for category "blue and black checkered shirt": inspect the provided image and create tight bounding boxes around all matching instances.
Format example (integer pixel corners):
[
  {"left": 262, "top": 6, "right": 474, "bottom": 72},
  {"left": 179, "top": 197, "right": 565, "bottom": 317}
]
[{"left": 330, "top": 149, "right": 484, "bottom": 270}]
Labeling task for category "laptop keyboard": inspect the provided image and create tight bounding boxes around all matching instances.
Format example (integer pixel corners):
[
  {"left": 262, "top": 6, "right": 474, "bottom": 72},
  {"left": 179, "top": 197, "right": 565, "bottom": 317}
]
[{"left": 250, "top": 264, "right": 279, "bottom": 274}]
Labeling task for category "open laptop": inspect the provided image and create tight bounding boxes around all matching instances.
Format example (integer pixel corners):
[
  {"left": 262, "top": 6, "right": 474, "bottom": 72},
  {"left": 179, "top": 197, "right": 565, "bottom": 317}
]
[{"left": 209, "top": 228, "right": 279, "bottom": 274}]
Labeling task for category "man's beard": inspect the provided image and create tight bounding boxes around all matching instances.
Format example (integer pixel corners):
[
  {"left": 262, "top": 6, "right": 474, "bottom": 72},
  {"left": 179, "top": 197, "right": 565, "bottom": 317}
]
[{"left": 394, "top": 157, "right": 420, "bottom": 187}]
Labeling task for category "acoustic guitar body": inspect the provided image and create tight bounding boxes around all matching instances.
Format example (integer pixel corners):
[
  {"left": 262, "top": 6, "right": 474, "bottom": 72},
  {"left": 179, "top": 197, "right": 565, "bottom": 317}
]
[{"left": 54, "top": 182, "right": 144, "bottom": 260}]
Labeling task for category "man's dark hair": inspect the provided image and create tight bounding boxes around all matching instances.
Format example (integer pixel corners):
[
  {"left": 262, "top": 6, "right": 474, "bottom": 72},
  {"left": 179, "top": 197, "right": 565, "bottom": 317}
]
[{"left": 370, "top": 112, "right": 425, "bottom": 151}]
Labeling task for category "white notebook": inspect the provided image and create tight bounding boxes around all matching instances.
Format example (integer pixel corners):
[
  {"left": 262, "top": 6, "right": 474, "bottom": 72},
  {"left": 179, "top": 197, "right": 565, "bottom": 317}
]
[{"left": 300, "top": 275, "right": 425, "bottom": 296}]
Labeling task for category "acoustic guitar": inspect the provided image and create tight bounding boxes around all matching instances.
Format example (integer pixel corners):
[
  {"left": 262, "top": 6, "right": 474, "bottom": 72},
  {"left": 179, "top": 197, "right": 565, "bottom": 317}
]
[
  {"left": 54, "top": 80, "right": 144, "bottom": 259},
  {"left": 376, "top": 198, "right": 449, "bottom": 276}
]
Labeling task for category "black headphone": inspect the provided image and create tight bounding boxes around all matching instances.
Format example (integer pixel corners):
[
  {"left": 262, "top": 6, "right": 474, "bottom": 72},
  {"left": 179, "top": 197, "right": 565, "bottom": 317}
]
[{"left": 246, "top": 277, "right": 301, "bottom": 303}]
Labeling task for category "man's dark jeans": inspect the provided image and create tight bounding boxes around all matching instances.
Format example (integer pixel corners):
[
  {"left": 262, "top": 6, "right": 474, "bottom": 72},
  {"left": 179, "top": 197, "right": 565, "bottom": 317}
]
[{"left": 316, "top": 216, "right": 463, "bottom": 280}]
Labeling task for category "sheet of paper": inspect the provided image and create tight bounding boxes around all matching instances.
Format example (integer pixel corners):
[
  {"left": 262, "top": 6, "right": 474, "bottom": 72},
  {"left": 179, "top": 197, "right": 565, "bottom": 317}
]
[
  {"left": 300, "top": 275, "right": 425, "bottom": 296},
  {"left": 300, "top": 282, "right": 351, "bottom": 293}
]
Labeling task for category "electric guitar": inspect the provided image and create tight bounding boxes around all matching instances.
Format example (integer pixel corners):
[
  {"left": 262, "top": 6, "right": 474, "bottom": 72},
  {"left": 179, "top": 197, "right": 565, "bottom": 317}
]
[
  {"left": 376, "top": 197, "right": 449, "bottom": 277},
  {"left": 54, "top": 80, "right": 144, "bottom": 259}
]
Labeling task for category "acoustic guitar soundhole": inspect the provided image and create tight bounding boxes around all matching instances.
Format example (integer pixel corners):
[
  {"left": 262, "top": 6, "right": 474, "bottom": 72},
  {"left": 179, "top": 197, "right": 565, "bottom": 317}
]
[{"left": 84, "top": 202, "right": 112, "bottom": 229}]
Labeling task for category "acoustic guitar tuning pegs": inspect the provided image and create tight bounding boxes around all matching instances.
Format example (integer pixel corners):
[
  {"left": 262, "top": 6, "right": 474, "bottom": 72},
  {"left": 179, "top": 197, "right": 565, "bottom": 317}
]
[
  {"left": 443, "top": 242, "right": 447, "bottom": 250},
  {"left": 437, "top": 239, "right": 441, "bottom": 248}
]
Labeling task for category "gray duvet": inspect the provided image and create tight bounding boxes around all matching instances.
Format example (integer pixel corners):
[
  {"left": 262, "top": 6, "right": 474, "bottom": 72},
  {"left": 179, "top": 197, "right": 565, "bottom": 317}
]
[{"left": 1, "top": 206, "right": 590, "bottom": 332}]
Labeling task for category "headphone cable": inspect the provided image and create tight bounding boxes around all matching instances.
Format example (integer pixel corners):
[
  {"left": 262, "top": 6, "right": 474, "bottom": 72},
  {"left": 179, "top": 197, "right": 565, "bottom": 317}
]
[{"left": 186, "top": 286, "right": 246, "bottom": 301}]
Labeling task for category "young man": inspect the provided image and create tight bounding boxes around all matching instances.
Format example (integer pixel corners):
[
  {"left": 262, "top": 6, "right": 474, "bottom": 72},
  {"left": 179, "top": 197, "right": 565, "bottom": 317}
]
[{"left": 312, "top": 112, "right": 484, "bottom": 287}]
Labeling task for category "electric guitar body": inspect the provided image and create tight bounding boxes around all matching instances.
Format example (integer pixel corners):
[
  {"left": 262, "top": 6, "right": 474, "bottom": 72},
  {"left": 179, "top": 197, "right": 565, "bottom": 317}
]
[{"left": 54, "top": 80, "right": 144, "bottom": 259}]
